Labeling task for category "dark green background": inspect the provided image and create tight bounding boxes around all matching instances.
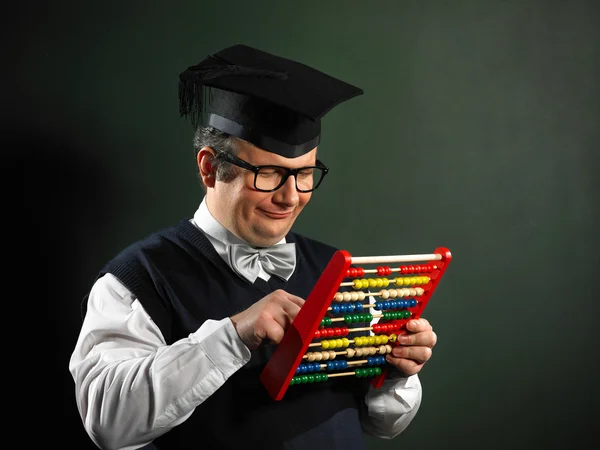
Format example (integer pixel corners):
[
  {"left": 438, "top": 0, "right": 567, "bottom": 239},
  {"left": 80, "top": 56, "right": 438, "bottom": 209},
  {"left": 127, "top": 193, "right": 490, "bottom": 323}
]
[{"left": 8, "top": 1, "right": 598, "bottom": 449}]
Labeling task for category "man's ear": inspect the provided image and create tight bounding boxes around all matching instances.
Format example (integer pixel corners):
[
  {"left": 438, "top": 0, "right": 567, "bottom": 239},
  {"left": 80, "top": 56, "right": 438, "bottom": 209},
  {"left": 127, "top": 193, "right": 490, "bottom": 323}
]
[{"left": 197, "top": 147, "right": 216, "bottom": 188}]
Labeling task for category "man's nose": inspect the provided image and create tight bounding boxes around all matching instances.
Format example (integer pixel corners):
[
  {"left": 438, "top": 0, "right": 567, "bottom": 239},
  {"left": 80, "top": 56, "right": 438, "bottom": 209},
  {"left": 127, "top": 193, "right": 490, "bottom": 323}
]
[{"left": 274, "top": 174, "right": 299, "bottom": 205}]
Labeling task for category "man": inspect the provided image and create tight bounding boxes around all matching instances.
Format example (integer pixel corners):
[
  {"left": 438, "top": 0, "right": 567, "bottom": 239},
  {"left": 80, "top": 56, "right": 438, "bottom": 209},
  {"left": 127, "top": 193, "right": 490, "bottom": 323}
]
[{"left": 69, "top": 44, "right": 438, "bottom": 450}]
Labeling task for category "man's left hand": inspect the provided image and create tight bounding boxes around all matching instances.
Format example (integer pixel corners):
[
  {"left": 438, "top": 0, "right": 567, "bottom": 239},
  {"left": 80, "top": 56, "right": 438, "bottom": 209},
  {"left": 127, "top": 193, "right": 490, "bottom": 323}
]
[{"left": 385, "top": 318, "right": 437, "bottom": 377}]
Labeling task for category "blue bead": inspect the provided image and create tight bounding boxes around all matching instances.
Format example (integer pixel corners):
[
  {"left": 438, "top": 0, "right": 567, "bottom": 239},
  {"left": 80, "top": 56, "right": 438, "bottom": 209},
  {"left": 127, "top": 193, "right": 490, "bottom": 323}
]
[
  {"left": 410, "top": 299, "right": 417, "bottom": 307},
  {"left": 331, "top": 305, "right": 339, "bottom": 314},
  {"left": 299, "top": 365, "right": 307, "bottom": 373},
  {"left": 375, "top": 302, "right": 382, "bottom": 311},
  {"left": 348, "top": 303, "right": 355, "bottom": 312},
  {"left": 327, "top": 361, "right": 334, "bottom": 370},
  {"left": 340, "top": 304, "right": 347, "bottom": 313},
  {"left": 355, "top": 303, "right": 363, "bottom": 311},
  {"left": 367, "top": 357, "right": 373, "bottom": 365}
]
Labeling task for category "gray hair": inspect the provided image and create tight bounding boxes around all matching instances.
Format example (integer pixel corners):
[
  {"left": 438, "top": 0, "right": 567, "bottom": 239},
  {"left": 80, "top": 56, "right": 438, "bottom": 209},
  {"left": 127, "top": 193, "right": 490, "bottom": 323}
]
[{"left": 193, "top": 126, "right": 241, "bottom": 185}]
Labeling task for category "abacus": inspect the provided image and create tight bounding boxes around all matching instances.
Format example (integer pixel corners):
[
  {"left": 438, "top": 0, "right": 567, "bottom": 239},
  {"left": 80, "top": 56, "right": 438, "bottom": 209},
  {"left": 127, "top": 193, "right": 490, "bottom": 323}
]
[{"left": 260, "top": 247, "right": 452, "bottom": 401}]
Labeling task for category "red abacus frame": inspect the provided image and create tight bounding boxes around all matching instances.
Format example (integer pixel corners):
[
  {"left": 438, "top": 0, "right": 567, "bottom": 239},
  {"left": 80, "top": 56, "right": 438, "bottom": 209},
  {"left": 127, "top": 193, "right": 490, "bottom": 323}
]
[{"left": 260, "top": 247, "right": 452, "bottom": 401}]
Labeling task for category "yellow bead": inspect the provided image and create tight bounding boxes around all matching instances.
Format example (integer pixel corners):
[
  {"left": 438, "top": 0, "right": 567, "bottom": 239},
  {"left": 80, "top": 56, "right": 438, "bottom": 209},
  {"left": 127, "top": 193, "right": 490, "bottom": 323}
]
[
  {"left": 353, "top": 279, "right": 362, "bottom": 289},
  {"left": 368, "top": 278, "right": 377, "bottom": 288},
  {"left": 381, "top": 335, "right": 389, "bottom": 344},
  {"left": 395, "top": 277, "right": 403, "bottom": 286},
  {"left": 335, "top": 339, "right": 343, "bottom": 348},
  {"left": 322, "top": 340, "right": 330, "bottom": 349},
  {"left": 374, "top": 336, "right": 383, "bottom": 345},
  {"left": 368, "top": 336, "right": 375, "bottom": 345},
  {"left": 361, "top": 279, "right": 369, "bottom": 289},
  {"left": 342, "top": 338, "right": 350, "bottom": 347},
  {"left": 389, "top": 334, "right": 397, "bottom": 343},
  {"left": 382, "top": 278, "right": 389, "bottom": 287},
  {"left": 376, "top": 278, "right": 383, "bottom": 288}
]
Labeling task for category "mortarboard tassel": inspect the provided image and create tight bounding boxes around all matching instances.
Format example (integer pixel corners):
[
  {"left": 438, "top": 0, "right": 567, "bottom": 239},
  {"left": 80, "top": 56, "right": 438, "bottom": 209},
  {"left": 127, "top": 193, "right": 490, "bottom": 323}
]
[{"left": 178, "top": 54, "right": 288, "bottom": 129}]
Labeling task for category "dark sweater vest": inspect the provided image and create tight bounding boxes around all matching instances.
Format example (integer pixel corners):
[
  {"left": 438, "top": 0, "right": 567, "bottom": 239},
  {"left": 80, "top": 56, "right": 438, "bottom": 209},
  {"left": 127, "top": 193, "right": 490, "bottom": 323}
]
[{"left": 93, "top": 220, "right": 369, "bottom": 450}]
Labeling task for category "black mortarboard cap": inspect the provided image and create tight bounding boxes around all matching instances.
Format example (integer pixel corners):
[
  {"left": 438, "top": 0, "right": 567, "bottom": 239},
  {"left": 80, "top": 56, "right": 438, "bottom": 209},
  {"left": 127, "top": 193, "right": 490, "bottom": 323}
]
[{"left": 178, "top": 44, "right": 363, "bottom": 158}]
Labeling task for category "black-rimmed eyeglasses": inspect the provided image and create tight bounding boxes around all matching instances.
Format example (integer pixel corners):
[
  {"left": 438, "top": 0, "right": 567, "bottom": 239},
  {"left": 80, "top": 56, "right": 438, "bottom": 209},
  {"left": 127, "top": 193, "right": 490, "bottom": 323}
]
[{"left": 215, "top": 151, "right": 329, "bottom": 193}]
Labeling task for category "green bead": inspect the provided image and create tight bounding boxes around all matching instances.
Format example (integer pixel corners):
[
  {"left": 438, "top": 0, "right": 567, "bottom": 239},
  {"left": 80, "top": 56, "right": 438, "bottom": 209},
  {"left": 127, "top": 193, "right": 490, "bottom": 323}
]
[
  {"left": 307, "top": 375, "right": 315, "bottom": 383},
  {"left": 344, "top": 314, "right": 352, "bottom": 323}
]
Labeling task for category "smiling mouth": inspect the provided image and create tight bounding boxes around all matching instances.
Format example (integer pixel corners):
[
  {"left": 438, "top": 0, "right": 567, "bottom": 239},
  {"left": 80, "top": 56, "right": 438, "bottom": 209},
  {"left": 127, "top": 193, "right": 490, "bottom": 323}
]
[{"left": 259, "top": 209, "right": 293, "bottom": 219}]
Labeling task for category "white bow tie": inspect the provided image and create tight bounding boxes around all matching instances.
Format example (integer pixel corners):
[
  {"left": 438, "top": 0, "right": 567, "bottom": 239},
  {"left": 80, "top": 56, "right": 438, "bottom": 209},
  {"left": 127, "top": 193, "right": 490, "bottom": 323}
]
[{"left": 226, "top": 243, "right": 296, "bottom": 283}]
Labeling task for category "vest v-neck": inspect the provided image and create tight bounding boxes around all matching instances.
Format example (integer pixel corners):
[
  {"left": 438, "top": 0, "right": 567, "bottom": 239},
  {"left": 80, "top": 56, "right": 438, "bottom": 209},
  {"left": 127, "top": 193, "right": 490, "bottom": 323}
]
[{"left": 177, "top": 219, "right": 293, "bottom": 294}]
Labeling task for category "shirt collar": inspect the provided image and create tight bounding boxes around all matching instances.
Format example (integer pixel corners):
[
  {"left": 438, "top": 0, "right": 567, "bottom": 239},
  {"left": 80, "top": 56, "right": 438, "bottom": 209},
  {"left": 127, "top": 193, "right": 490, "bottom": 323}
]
[{"left": 192, "top": 197, "right": 286, "bottom": 248}]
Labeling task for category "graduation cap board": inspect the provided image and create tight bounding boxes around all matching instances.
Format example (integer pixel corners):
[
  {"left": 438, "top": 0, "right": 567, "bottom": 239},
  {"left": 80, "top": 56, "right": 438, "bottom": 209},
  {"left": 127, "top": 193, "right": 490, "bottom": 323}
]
[{"left": 178, "top": 44, "right": 363, "bottom": 158}]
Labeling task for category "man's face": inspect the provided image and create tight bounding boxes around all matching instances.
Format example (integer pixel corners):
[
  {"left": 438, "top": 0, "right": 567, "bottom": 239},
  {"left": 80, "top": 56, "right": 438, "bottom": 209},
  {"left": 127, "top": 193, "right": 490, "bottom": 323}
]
[{"left": 206, "top": 140, "right": 316, "bottom": 247}]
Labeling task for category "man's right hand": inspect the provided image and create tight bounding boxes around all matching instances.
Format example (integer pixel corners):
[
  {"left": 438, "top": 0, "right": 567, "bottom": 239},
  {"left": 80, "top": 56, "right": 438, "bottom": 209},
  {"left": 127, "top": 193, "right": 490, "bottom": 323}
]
[{"left": 230, "top": 289, "right": 305, "bottom": 350}]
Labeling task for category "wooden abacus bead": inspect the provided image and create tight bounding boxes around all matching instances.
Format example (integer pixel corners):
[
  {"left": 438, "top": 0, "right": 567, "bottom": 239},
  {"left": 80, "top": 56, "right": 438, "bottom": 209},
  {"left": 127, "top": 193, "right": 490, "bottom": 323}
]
[
  {"left": 380, "top": 290, "right": 390, "bottom": 299},
  {"left": 416, "top": 287, "right": 425, "bottom": 296},
  {"left": 307, "top": 353, "right": 316, "bottom": 362},
  {"left": 334, "top": 292, "right": 344, "bottom": 302},
  {"left": 343, "top": 292, "right": 352, "bottom": 301},
  {"left": 346, "top": 348, "right": 356, "bottom": 358},
  {"left": 357, "top": 291, "right": 366, "bottom": 301},
  {"left": 385, "top": 344, "right": 393, "bottom": 353}
]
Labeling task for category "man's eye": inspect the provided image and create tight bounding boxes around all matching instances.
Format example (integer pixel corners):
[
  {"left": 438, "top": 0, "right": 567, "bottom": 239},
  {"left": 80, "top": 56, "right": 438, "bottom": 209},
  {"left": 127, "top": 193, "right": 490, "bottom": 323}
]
[
  {"left": 298, "top": 169, "right": 314, "bottom": 177},
  {"left": 258, "top": 168, "right": 281, "bottom": 177}
]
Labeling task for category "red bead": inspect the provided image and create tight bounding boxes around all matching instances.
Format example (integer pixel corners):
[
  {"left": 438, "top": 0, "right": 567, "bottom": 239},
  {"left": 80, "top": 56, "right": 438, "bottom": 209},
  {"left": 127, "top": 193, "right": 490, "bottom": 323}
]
[
  {"left": 357, "top": 267, "right": 365, "bottom": 277},
  {"left": 314, "top": 329, "right": 321, "bottom": 338},
  {"left": 400, "top": 266, "right": 408, "bottom": 274},
  {"left": 341, "top": 327, "right": 349, "bottom": 336},
  {"left": 326, "top": 328, "right": 335, "bottom": 337},
  {"left": 376, "top": 266, "right": 384, "bottom": 276},
  {"left": 413, "top": 265, "right": 421, "bottom": 273}
]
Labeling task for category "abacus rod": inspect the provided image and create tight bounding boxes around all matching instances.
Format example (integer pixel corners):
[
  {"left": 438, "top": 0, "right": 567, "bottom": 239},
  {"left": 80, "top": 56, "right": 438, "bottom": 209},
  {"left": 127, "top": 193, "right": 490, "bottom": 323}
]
[{"left": 350, "top": 254, "right": 442, "bottom": 264}]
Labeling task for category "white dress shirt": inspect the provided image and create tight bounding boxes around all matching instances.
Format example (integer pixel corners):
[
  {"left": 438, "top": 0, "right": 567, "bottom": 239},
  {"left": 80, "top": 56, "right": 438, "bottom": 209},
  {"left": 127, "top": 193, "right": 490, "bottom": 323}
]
[{"left": 69, "top": 199, "right": 422, "bottom": 450}]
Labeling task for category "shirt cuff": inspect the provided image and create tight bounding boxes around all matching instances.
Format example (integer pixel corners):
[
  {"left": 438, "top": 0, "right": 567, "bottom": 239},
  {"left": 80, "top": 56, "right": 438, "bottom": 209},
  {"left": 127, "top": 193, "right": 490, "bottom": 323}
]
[{"left": 191, "top": 318, "right": 251, "bottom": 373}]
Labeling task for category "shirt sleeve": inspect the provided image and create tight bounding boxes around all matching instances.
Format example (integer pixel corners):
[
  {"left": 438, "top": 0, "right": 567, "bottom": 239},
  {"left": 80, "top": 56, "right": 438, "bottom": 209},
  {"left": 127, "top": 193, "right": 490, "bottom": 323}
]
[
  {"left": 360, "top": 372, "right": 423, "bottom": 439},
  {"left": 69, "top": 273, "right": 251, "bottom": 450}
]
